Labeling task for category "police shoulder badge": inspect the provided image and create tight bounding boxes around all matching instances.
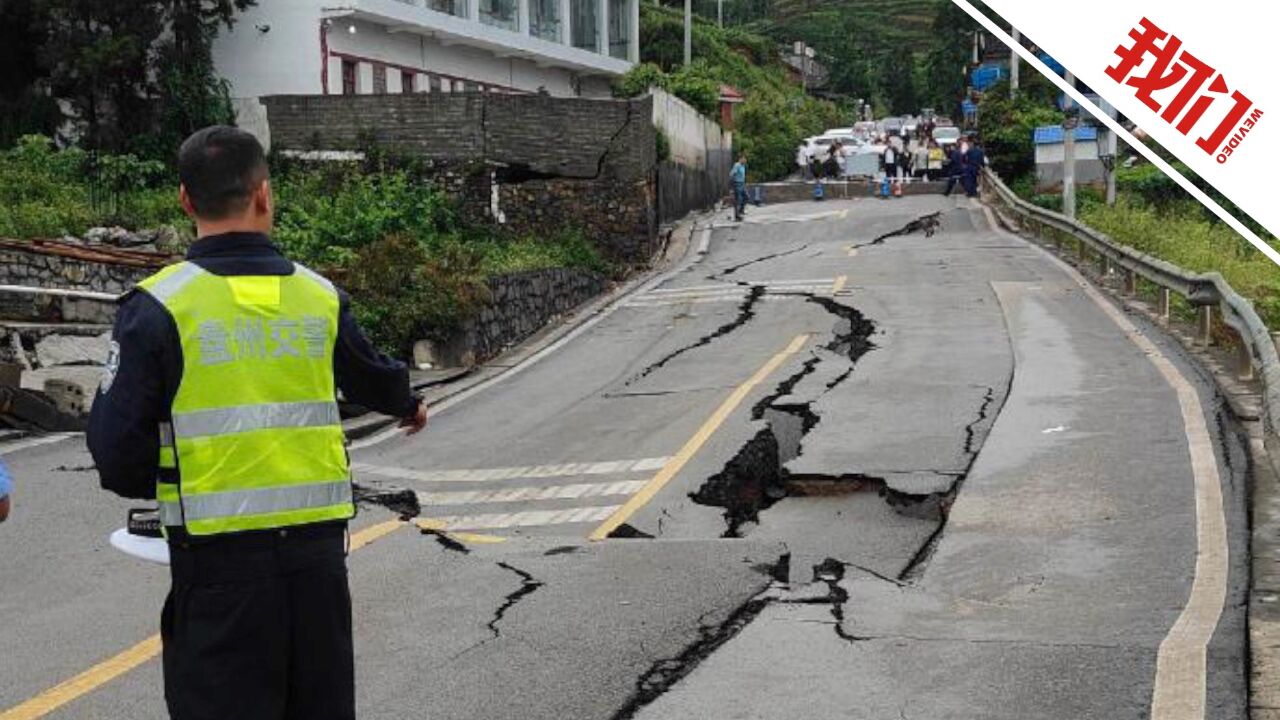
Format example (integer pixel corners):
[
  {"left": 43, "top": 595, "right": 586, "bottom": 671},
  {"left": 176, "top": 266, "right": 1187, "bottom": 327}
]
[{"left": 100, "top": 340, "right": 121, "bottom": 394}]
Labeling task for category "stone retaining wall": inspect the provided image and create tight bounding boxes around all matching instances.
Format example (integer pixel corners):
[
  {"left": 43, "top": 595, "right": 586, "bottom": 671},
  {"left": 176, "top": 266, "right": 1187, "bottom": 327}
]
[
  {"left": 0, "top": 246, "right": 155, "bottom": 324},
  {"left": 471, "top": 268, "right": 609, "bottom": 362}
]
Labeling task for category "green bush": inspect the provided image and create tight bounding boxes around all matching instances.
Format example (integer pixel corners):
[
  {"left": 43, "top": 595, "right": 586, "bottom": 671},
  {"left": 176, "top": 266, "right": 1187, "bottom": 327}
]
[
  {"left": 1080, "top": 198, "right": 1280, "bottom": 327},
  {"left": 272, "top": 163, "right": 457, "bottom": 267},
  {"left": 614, "top": 4, "right": 842, "bottom": 181},
  {"left": 977, "top": 83, "right": 1063, "bottom": 180},
  {"left": 0, "top": 135, "right": 185, "bottom": 237}
]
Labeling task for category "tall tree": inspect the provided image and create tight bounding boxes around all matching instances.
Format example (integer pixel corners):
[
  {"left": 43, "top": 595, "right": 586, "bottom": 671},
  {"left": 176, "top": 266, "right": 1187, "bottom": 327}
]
[
  {"left": 922, "top": 1, "right": 973, "bottom": 119},
  {"left": 36, "top": 0, "right": 253, "bottom": 153},
  {"left": 0, "top": 0, "right": 60, "bottom": 146}
]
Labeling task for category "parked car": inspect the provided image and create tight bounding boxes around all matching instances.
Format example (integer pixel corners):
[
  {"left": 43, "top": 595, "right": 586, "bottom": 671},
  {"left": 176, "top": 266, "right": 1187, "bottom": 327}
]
[
  {"left": 932, "top": 126, "right": 963, "bottom": 148},
  {"left": 882, "top": 117, "right": 905, "bottom": 136}
]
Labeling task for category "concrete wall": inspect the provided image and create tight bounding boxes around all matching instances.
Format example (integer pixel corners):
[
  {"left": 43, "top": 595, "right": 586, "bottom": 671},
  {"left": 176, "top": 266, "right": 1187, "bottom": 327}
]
[
  {"left": 649, "top": 88, "right": 733, "bottom": 224},
  {"left": 214, "top": 0, "right": 327, "bottom": 96},
  {"left": 650, "top": 88, "right": 731, "bottom": 171},
  {"left": 262, "top": 93, "right": 653, "bottom": 182}
]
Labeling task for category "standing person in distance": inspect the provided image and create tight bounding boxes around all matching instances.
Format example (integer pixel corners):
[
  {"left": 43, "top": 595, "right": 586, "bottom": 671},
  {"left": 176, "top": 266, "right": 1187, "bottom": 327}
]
[
  {"left": 730, "top": 153, "right": 749, "bottom": 222},
  {"left": 963, "top": 134, "right": 987, "bottom": 198}
]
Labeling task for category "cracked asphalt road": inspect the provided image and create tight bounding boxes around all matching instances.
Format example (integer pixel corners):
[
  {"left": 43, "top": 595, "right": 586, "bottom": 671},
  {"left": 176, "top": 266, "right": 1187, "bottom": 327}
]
[{"left": 0, "top": 195, "right": 1249, "bottom": 719}]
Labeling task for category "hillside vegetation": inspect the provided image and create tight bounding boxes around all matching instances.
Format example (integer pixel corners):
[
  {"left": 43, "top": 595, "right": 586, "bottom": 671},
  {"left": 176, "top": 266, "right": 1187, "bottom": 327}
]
[{"left": 615, "top": 4, "right": 841, "bottom": 181}]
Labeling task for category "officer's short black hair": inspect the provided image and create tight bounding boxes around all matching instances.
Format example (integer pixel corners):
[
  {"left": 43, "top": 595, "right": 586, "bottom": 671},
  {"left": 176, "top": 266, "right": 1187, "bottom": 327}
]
[{"left": 178, "top": 126, "right": 269, "bottom": 220}]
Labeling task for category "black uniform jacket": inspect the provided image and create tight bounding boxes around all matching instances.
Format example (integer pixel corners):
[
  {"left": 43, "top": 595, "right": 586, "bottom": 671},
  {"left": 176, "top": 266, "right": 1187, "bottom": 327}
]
[{"left": 87, "top": 232, "right": 417, "bottom": 504}]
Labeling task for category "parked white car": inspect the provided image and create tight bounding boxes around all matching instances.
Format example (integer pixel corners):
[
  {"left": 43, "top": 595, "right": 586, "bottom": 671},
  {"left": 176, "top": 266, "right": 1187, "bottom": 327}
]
[{"left": 932, "top": 126, "right": 963, "bottom": 148}]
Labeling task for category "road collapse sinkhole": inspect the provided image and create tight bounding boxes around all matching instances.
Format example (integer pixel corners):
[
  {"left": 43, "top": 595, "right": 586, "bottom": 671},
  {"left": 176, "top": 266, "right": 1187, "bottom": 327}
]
[{"left": 667, "top": 290, "right": 960, "bottom": 540}]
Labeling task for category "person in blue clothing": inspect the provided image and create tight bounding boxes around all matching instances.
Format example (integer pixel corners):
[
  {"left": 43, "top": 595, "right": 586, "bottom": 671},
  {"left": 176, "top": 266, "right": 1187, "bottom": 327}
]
[
  {"left": 941, "top": 142, "right": 968, "bottom": 197},
  {"left": 730, "top": 153, "right": 748, "bottom": 221},
  {"left": 0, "top": 458, "right": 11, "bottom": 521},
  {"left": 963, "top": 135, "right": 986, "bottom": 198}
]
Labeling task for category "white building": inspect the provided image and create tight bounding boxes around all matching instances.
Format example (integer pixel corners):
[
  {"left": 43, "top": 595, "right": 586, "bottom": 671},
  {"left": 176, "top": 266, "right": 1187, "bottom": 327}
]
[{"left": 214, "top": 0, "right": 639, "bottom": 101}]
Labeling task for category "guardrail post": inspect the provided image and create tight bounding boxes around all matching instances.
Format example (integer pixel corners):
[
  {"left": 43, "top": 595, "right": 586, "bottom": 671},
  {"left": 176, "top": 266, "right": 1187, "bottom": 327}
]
[
  {"left": 1159, "top": 288, "right": 1172, "bottom": 322},
  {"left": 1102, "top": 256, "right": 1112, "bottom": 278},
  {"left": 1238, "top": 340, "right": 1256, "bottom": 381},
  {"left": 1199, "top": 306, "right": 1214, "bottom": 346},
  {"left": 1077, "top": 239, "right": 1087, "bottom": 264},
  {"left": 1124, "top": 269, "right": 1136, "bottom": 296}
]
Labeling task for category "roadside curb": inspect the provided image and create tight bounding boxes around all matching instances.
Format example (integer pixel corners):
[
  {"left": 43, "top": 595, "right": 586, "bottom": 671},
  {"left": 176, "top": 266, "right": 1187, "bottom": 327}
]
[
  {"left": 985, "top": 202, "right": 1279, "bottom": 716},
  {"left": 342, "top": 212, "right": 716, "bottom": 443}
]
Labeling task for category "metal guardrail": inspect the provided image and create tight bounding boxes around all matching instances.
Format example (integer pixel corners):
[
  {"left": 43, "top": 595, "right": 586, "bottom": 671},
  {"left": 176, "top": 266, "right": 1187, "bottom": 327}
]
[
  {"left": 0, "top": 285, "right": 120, "bottom": 302},
  {"left": 984, "top": 167, "right": 1280, "bottom": 435}
]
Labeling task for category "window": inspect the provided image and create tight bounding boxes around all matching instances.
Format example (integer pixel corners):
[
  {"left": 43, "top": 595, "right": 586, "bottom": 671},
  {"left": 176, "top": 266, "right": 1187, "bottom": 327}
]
[
  {"left": 341, "top": 60, "right": 357, "bottom": 95},
  {"left": 571, "top": 0, "right": 599, "bottom": 51},
  {"left": 402, "top": 71, "right": 416, "bottom": 93},
  {"left": 479, "top": 0, "right": 517, "bottom": 31},
  {"left": 530, "top": 0, "right": 561, "bottom": 42},
  {"left": 372, "top": 64, "right": 387, "bottom": 95},
  {"left": 427, "top": 0, "right": 466, "bottom": 16},
  {"left": 429, "top": 75, "right": 443, "bottom": 92},
  {"left": 608, "top": 0, "right": 629, "bottom": 59}
]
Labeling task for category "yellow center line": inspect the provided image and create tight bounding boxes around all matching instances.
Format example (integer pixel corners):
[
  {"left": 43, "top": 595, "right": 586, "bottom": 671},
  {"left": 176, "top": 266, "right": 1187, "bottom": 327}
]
[
  {"left": 589, "top": 334, "right": 811, "bottom": 540},
  {"left": 413, "top": 518, "right": 507, "bottom": 545},
  {"left": 1, "top": 519, "right": 407, "bottom": 720},
  {"left": 831, "top": 275, "right": 848, "bottom": 295}
]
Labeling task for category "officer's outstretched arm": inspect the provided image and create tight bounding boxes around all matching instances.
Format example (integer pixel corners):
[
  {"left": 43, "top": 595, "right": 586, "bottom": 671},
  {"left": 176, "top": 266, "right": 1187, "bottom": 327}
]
[{"left": 333, "top": 294, "right": 419, "bottom": 421}]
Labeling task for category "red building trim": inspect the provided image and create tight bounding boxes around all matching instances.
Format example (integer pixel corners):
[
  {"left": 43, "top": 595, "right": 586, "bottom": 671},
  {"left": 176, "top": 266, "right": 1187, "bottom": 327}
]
[{"left": 327, "top": 50, "right": 527, "bottom": 94}]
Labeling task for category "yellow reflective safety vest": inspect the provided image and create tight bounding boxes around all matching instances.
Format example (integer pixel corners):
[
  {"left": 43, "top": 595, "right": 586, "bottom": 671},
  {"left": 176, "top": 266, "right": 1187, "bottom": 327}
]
[{"left": 139, "top": 261, "right": 354, "bottom": 536}]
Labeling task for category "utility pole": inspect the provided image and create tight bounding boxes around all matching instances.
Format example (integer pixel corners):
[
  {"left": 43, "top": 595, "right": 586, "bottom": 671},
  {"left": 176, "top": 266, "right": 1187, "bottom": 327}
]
[
  {"left": 717, "top": 0, "right": 723, "bottom": 27},
  {"left": 1010, "top": 28, "right": 1020, "bottom": 95},
  {"left": 1062, "top": 70, "right": 1077, "bottom": 220},
  {"left": 1099, "top": 99, "right": 1119, "bottom": 206},
  {"left": 684, "top": 0, "right": 692, "bottom": 67}
]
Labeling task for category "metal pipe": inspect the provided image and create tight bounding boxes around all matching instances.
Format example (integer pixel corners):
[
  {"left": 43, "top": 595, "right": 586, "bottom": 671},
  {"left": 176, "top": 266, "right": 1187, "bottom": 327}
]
[{"left": 0, "top": 285, "right": 119, "bottom": 302}]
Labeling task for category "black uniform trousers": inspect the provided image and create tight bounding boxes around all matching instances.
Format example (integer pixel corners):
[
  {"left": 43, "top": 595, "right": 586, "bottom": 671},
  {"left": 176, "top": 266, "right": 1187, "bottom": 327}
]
[{"left": 162, "top": 523, "right": 354, "bottom": 720}]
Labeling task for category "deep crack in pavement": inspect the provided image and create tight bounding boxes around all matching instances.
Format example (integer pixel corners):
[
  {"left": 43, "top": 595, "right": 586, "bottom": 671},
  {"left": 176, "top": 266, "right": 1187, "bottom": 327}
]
[
  {"left": 851, "top": 211, "right": 943, "bottom": 249},
  {"left": 708, "top": 244, "right": 810, "bottom": 279},
  {"left": 488, "top": 562, "right": 544, "bottom": 639},
  {"left": 353, "top": 483, "right": 421, "bottom": 520},
  {"left": 625, "top": 285, "right": 766, "bottom": 386},
  {"left": 682, "top": 288, "right": 880, "bottom": 538},
  {"left": 608, "top": 554, "right": 790, "bottom": 720}
]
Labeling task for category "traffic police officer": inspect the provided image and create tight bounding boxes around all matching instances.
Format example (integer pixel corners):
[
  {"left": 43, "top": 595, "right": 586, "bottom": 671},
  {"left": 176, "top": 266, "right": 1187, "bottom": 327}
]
[{"left": 88, "top": 126, "right": 428, "bottom": 720}]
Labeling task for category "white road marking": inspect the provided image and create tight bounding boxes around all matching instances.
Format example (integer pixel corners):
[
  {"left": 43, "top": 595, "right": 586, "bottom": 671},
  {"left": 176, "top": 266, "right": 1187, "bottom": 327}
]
[
  {"left": 985, "top": 206, "right": 1228, "bottom": 720},
  {"left": 741, "top": 210, "right": 844, "bottom": 225},
  {"left": 623, "top": 294, "right": 828, "bottom": 308},
  {"left": 646, "top": 284, "right": 748, "bottom": 296},
  {"left": 428, "top": 505, "right": 620, "bottom": 530},
  {"left": 0, "top": 432, "right": 77, "bottom": 457},
  {"left": 418, "top": 479, "right": 648, "bottom": 506},
  {"left": 352, "top": 457, "right": 670, "bottom": 485},
  {"left": 623, "top": 279, "right": 841, "bottom": 308}
]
